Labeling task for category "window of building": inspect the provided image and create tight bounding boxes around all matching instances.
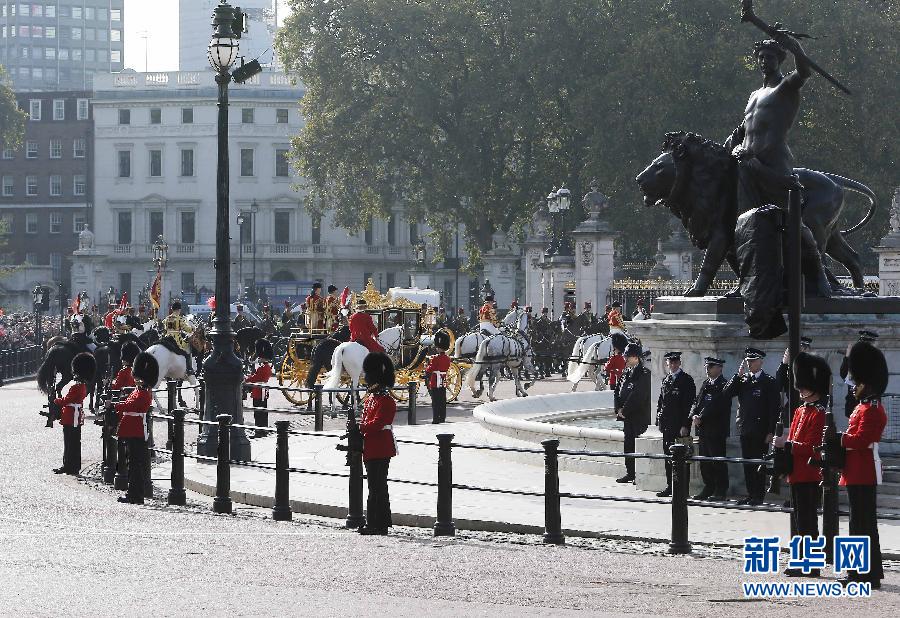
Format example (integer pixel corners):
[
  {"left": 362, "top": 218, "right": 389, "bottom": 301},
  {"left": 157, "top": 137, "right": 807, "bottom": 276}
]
[
  {"left": 45, "top": 47, "right": 55, "bottom": 59},
  {"left": 46, "top": 5, "right": 55, "bottom": 18},
  {"left": 181, "top": 272, "right": 195, "bottom": 293},
  {"left": 25, "top": 253, "right": 38, "bottom": 264},
  {"left": 1, "top": 176, "right": 13, "bottom": 196},
  {"left": 85, "top": 7, "right": 95, "bottom": 20},
  {"left": 85, "top": 28, "right": 95, "bottom": 41},
  {"left": 26, "top": 175, "right": 38, "bottom": 196},
  {"left": 25, "top": 140, "right": 37, "bottom": 158},
  {"left": 111, "top": 9, "right": 121, "bottom": 21},
  {"left": 73, "top": 174, "right": 85, "bottom": 196},
  {"left": 49, "top": 175, "right": 62, "bottom": 197},
  {"left": 181, "top": 211, "right": 195, "bottom": 244},
  {"left": 97, "top": 49, "right": 107, "bottom": 63},
  {"left": 149, "top": 149, "right": 162, "bottom": 177},
  {"left": 276, "top": 108, "right": 289, "bottom": 123},
  {"left": 180, "top": 149, "right": 194, "bottom": 177},
  {"left": 387, "top": 214, "right": 396, "bottom": 246},
  {"left": 97, "top": 29, "right": 107, "bottom": 42},
  {"left": 49, "top": 138, "right": 62, "bottom": 159},
  {"left": 117, "top": 151, "right": 131, "bottom": 178},
  {"left": 312, "top": 217, "right": 321, "bottom": 245},
  {"left": 20, "top": 4, "right": 31, "bottom": 17},
  {"left": 2, "top": 147, "right": 14, "bottom": 159},
  {"left": 49, "top": 212, "right": 63, "bottom": 233},
  {"left": 241, "top": 108, "right": 254, "bottom": 123},
  {"left": 59, "top": 48, "right": 69, "bottom": 60},
  {"left": 85, "top": 48, "right": 94, "bottom": 62},
  {"left": 386, "top": 272, "right": 396, "bottom": 289},
  {"left": 31, "top": 26, "right": 43, "bottom": 38},
  {"left": 274, "top": 211, "right": 290, "bottom": 244},
  {"left": 275, "top": 149, "right": 289, "bottom": 177},
  {"left": 32, "top": 67, "right": 43, "bottom": 81},
  {"left": 50, "top": 253, "right": 61, "bottom": 282},
  {"left": 45, "top": 26, "right": 55, "bottom": 39},
  {"left": 409, "top": 223, "right": 419, "bottom": 245},
  {"left": 76, "top": 99, "right": 88, "bottom": 120},
  {"left": 181, "top": 108, "right": 193, "bottom": 124},
  {"left": 51, "top": 99, "right": 64, "bottom": 121},
  {"left": 118, "top": 109, "right": 130, "bottom": 125},
  {"left": 240, "top": 148, "right": 254, "bottom": 176},
  {"left": 72, "top": 48, "right": 82, "bottom": 61},
  {"left": 117, "top": 211, "right": 132, "bottom": 244},
  {"left": 73, "top": 213, "right": 86, "bottom": 233},
  {"left": 149, "top": 211, "right": 164, "bottom": 242},
  {"left": 110, "top": 50, "right": 120, "bottom": 63},
  {"left": 98, "top": 7, "right": 107, "bottom": 20},
  {"left": 73, "top": 138, "right": 85, "bottom": 158},
  {"left": 72, "top": 6, "right": 82, "bottom": 19},
  {"left": 26, "top": 213, "right": 38, "bottom": 234},
  {"left": 0, "top": 214, "right": 13, "bottom": 235},
  {"left": 364, "top": 221, "right": 373, "bottom": 245},
  {"left": 119, "top": 273, "right": 131, "bottom": 301},
  {"left": 29, "top": 99, "right": 40, "bottom": 120}
]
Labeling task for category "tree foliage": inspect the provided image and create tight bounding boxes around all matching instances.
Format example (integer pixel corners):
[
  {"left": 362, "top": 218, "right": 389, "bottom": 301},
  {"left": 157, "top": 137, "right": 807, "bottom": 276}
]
[
  {"left": 277, "top": 0, "right": 898, "bottom": 267},
  {"left": 0, "top": 65, "right": 24, "bottom": 151}
]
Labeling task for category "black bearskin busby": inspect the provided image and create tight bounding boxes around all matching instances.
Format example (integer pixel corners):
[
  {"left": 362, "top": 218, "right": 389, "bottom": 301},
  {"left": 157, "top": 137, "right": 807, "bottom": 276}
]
[
  {"left": 610, "top": 333, "right": 628, "bottom": 353},
  {"left": 433, "top": 330, "right": 451, "bottom": 352},
  {"left": 72, "top": 353, "right": 96, "bottom": 383},
  {"left": 363, "top": 352, "right": 395, "bottom": 388},
  {"left": 623, "top": 343, "right": 643, "bottom": 359},
  {"left": 121, "top": 342, "right": 140, "bottom": 365},
  {"left": 255, "top": 338, "right": 274, "bottom": 361},
  {"left": 792, "top": 352, "right": 831, "bottom": 396},
  {"left": 133, "top": 352, "right": 160, "bottom": 387},
  {"left": 847, "top": 341, "right": 888, "bottom": 397}
]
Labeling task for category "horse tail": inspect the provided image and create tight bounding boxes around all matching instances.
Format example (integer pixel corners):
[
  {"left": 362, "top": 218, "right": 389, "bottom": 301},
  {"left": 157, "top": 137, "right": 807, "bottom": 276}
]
[
  {"left": 567, "top": 337, "right": 584, "bottom": 378},
  {"left": 323, "top": 343, "right": 345, "bottom": 390},
  {"left": 825, "top": 173, "right": 878, "bottom": 236},
  {"left": 37, "top": 347, "right": 61, "bottom": 395}
]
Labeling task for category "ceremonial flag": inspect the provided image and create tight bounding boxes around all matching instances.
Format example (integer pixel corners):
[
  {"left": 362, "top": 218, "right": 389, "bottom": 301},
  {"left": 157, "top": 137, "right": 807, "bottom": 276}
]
[{"left": 150, "top": 271, "right": 162, "bottom": 310}]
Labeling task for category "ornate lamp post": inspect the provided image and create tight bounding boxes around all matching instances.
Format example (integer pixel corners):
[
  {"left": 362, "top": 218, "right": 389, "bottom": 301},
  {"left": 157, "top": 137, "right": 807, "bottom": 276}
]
[
  {"left": 237, "top": 211, "right": 246, "bottom": 300},
  {"left": 198, "top": 1, "right": 256, "bottom": 461},
  {"left": 554, "top": 185, "right": 572, "bottom": 256},
  {"left": 480, "top": 280, "right": 494, "bottom": 303},
  {"left": 545, "top": 187, "right": 559, "bottom": 256},
  {"left": 250, "top": 199, "right": 258, "bottom": 302},
  {"left": 32, "top": 286, "right": 46, "bottom": 346}
]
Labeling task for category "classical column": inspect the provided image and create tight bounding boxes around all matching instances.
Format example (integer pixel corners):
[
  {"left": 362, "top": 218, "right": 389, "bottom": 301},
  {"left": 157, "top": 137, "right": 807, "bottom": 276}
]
[
  {"left": 874, "top": 188, "right": 900, "bottom": 296},
  {"left": 570, "top": 186, "right": 616, "bottom": 311}
]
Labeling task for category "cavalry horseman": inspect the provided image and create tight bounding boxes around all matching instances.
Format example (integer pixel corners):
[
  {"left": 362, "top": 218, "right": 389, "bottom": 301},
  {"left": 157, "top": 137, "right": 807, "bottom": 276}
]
[
  {"left": 162, "top": 300, "right": 194, "bottom": 375},
  {"left": 349, "top": 298, "right": 385, "bottom": 354},
  {"left": 478, "top": 294, "right": 500, "bottom": 336}
]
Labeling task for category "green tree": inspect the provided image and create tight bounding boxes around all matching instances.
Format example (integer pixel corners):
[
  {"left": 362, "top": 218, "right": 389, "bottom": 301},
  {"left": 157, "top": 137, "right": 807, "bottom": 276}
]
[{"left": 0, "top": 65, "right": 25, "bottom": 151}]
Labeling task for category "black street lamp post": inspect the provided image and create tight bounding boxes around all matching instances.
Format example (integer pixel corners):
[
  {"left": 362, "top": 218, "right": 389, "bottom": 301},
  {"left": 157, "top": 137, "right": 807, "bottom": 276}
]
[
  {"left": 546, "top": 185, "right": 572, "bottom": 257},
  {"left": 57, "top": 283, "right": 65, "bottom": 336},
  {"left": 197, "top": 1, "right": 258, "bottom": 460},
  {"left": 250, "top": 199, "right": 258, "bottom": 302},
  {"left": 237, "top": 211, "right": 246, "bottom": 300}
]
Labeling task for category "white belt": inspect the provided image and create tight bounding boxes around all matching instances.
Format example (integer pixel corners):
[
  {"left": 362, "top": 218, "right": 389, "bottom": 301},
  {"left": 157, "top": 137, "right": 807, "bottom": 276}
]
[
  {"left": 431, "top": 371, "right": 446, "bottom": 388},
  {"left": 382, "top": 424, "right": 393, "bottom": 431},
  {"left": 121, "top": 411, "right": 146, "bottom": 417},
  {"left": 121, "top": 411, "right": 149, "bottom": 440}
]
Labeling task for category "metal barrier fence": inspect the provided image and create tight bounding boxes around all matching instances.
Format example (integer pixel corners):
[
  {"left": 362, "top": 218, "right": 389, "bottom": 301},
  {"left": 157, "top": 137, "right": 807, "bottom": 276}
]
[
  {"left": 0, "top": 346, "right": 42, "bottom": 380},
  {"left": 881, "top": 394, "right": 900, "bottom": 443}
]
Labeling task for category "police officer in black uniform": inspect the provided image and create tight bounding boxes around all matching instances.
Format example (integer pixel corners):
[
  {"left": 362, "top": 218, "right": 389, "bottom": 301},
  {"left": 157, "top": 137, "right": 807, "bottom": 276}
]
[
  {"left": 690, "top": 357, "right": 731, "bottom": 500},
  {"left": 724, "top": 347, "right": 780, "bottom": 505},
  {"left": 839, "top": 330, "right": 878, "bottom": 418},
  {"left": 614, "top": 343, "right": 651, "bottom": 484},
  {"left": 655, "top": 352, "right": 696, "bottom": 497}
]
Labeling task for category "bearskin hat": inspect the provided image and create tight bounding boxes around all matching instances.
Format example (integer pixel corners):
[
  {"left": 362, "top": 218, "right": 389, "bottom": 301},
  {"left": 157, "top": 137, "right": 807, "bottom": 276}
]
[
  {"left": 433, "top": 330, "right": 451, "bottom": 351},
  {"left": 792, "top": 352, "right": 831, "bottom": 396},
  {"left": 610, "top": 332, "right": 628, "bottom": 353},
  {"left": 133, "top": 352, "right": 160, "bottom": 387},
  {"left": 255, "top": 338, "right": 274, "bottom": 361},
  {"left": 72, "top": 352, "right": 96, "bottom": 383},
  {"left": 623, "top": 343, "right": 643, "bottom": 358},
  {"left": 363, "top": 352, "right": 395, "bottom": 388},
  {"left": 847, "top": 341, "right": 888, "bottom": 397},
  {"left": 121, "top": 341, "right": 140, "bottom": 365}
]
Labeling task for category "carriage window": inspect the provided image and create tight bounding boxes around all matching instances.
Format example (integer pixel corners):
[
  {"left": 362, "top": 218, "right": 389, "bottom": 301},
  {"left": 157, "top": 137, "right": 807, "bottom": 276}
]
[{"left": 403, "top": 313, "right": 418, "bottom": 341}]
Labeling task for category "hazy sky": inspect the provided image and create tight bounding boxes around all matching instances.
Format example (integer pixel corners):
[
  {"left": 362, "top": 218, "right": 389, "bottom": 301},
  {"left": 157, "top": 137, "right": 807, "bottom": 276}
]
[{"left": 123, "top": 0, "right": 288, "bottom": 72}]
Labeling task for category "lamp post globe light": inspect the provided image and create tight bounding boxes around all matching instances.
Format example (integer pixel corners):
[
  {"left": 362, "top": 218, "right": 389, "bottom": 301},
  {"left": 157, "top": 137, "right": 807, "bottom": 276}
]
[
  {"left": 197, "top": 1, "right": 256, "bottom": 461},
  {"left": 554, "top": 185, "right": 572, "bottom": 256}
]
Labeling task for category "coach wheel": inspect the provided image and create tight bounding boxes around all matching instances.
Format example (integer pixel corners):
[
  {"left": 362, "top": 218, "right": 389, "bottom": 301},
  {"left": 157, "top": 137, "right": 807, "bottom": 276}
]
[{"left": 279, "top": 356, "right": 311, "bottom": 406}]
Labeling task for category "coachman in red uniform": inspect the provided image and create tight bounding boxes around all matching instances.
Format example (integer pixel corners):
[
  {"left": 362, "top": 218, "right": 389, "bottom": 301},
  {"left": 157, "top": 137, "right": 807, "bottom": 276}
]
[
  {"left": 53, "top": 353, "right": 94, "bottom": 475},
  {"left": 115, "top": 352, "right": 158, "bottom": 504},
  {"left": 246, "top": 339, "right": 274, "bottom": 437},
  {"left": 358, "top": 352, "right": 397, "bottom": 535},
  {"left": 110, "top": 342, "right": 140, "bottom": 391},
  {"left": 425, "top": 330, "right": 452, "bottom": 424},
  {"left": 349, "top": 298, "right": 385, "bottom": 353},
  {"left": 827, "top": 341, "right": 888, "bottom": 588}
]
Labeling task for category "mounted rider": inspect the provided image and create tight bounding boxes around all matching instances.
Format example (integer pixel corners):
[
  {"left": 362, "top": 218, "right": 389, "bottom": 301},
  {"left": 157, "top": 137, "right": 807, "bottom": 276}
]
[
  {"left": 349, "top": 298, "right": 385, "bottom": 353},
  {"left": 162, "top": 300, "right": 194, "bottom": 374},
  {"left": 478, "top": 294, "right": 500, "bottom": 336},
  {"left": 305, "top": 282, "right": 326, "bottom": 332},
  {"left": 608, "top": 301, "right": 627, "bottom": 335},
  {"left": 233, "top": 303, "right": 252, "bottom": 331},
  {"left": 259, "top": 303, "right": 277, "bottom": 337},
  {"left": 324, "top": 285, "right": 341, "bottom": 332}
]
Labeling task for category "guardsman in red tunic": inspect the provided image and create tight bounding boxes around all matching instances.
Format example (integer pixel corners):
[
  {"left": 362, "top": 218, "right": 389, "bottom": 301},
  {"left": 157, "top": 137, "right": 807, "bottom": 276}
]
[
  {"left": 53, "top": 353, "right": 94, "bottom": 475},
  {"left": 115, "top": 352, "right": 157, "bottom": 504},
  {"left": 828, "top": 341, "right": 888, "bottom": 588},
  {"left": 324, "top": 285, "right": 341, "bottom": 332},
  {"left": 349, "top": 298, "right": 385, "bottom": 353},
  {"left": 774, "top": 352, "right": 829, "bottom": 577},
  {"left": 425, "top": 330, "right": 453, "bottom": 424},
  {"left": 358, "top": 352, "right": 397, "bottom": 535},
  {"left": 110, "top": 342, "right": 140, "bottom": 391},
  {"left": 246, "top": 339, "right": 274, "bottom": 437}
]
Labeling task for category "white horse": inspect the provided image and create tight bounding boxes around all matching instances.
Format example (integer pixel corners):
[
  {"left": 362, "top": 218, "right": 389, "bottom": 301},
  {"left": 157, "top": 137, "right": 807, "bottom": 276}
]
[
  {"left": 465, "top": 332, "right": 535, "bottom": 400},
  {"left": 144, "top": 343, "right": 200, "bottom": 411},
  {"left": 566, "top": 333, "right": 607, "bottom": 378},
  {"left": 567, "top": 336, "right": 615, "bottom": 391},
  {"left": 322, "top": 326, "right": 402, "bottom": 407}
]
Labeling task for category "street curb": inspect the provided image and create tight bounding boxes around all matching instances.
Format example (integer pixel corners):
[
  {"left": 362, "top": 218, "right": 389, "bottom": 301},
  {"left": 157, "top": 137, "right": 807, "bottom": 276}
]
[{"left": 1, "top": 374, "right": 37, "bottom": 385}]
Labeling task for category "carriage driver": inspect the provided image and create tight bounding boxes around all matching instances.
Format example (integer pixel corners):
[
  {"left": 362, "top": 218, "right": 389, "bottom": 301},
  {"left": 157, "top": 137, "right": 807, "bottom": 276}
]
[
  {"left": 478, "top": 294, "right": 500, "bottom": 336},
  {"left": 162, "top": 300, "right": 194, "bottom": 375}
]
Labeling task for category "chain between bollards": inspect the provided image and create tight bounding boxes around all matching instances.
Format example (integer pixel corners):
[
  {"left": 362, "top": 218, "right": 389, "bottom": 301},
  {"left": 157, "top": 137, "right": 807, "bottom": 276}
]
[
  {"left": 542, "top": 439, "right": 565, "bottom": 545},
  {"left": 668, "top": 443, "right": 691, "bottom": 554},
  {"left": 434, "top": 433, "right": 455, "bottom": 536},
  {"left": 167, "top": 408, "right": 187, "bottom": 506},
  {"left": 213, "top": 414, "right": 233, "bottom": 514},
  {"left": 272, "top": 420, "right": 292, "bottom": 521},
  {"left": 407, "top": 382, "right": 417, "bottom": 425},
  {"left": 313, "top": 384, "right": 324, "bottom": 432}
]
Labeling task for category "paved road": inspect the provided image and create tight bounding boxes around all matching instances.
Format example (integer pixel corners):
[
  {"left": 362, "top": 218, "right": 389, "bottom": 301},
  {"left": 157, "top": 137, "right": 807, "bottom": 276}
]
[{"left": 1, "top": 380, "right": 897, "bottom": 616}]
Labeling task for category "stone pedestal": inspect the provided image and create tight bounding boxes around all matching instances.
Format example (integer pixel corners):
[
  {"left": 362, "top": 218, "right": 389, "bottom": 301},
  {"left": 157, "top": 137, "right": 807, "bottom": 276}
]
[
  {"left": 874, "top": 188, "right": 900, "bottom": 295},
  {"left": 541, "top": 255, "right": 575, "bottom": 319},
  {"left": 570, "top": 212, "right": 615, "bottom": 314},
  {"left": 69, "top": 249, "right": 107, "bottom": 308},
  {"left": 409, "top": 268, "right": 433, "bottom": 290},
  {"left": 661, "top": 228, "right": 694, "bottom": 282},
  {"left": 629, "top": 296, "right": 900, "bottom": 492},
  {"left": 482, "top": 231, "right": 519, "bottom": 308}
]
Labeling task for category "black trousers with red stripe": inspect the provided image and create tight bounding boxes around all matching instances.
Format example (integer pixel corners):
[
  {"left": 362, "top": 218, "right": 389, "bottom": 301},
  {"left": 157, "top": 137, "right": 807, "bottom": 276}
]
[{"left": 62, "top": 425, "right": 82, "bottom": 473}]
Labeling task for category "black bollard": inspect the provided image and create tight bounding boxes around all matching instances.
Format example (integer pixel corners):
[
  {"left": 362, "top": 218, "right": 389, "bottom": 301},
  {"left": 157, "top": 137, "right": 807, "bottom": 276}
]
[
  {"left": 314, "top": 385, "right": 324, "bottom": 432},
  {"left": 198, "top": 378, "right": 206, "bottom": 417},
  {"left": 103, "top": 403, "right": 117, "bottom": 485},
  {"left": 407, "top": 382, "right": 417, "bottom": 426},
  {"left": 542, "top": 439, "right": 565, "bottom": 545},
  {"left": 668, "top": 443, "right": 692, "bottom": 554},
  {"left": 166, "top": 380, "right": 177, "bottom": 450},
  {"left": 822, "top": 465, "right": 840, "bottom": 563},
  {"left": 213, "top": 414, "right": 233, "bottom": 514},
  {"left": 434, "top": 433, "right": 456, "bottom": 537},
  {"left": 114, "top": 438, "right": 128, "bottom": 490},
  {"left": 272, "top": 420, "right": 292, "bottom": 521},
  {"left": 345, "top": 408, "right": 366, "bottom": 529},
  {"left": 167, "top": 408, "right": 187, "bottom": 506}
]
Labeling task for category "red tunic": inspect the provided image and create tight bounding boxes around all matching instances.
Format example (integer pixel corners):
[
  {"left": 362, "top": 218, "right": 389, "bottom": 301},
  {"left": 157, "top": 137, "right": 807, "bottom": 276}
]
[
  {"left": 55, "top": 382, "right": 87, "bottom": 427},
  {"left": 604, "top": 354, "right": 626, "bottom": 389},
  {"left": 608, "top": 310, "right": 625, "bottom": 330},
  {"left": 115, "top": 388, "right": 153, "bottom": 439},
  {"left": 478, "top": 302, "right": 495, "bottom": 322},
  {"left": 787, "top": 402, "right": 825, "bottom": 485},
  {"left": 111, "top": 367, "right": 136, "bottom": 391},
  {"left": 349, "top": 311, "right": 384, "bottom": 353},
  {"left": 424, "top": 352, "right": 452, "bottom": 389},
  {"left": 360, "top": 391, "right": 397, "bottom": 461},
  {"left": 246, "top": 362, "right": 273, "bottom": 400},
  {"left": 840, "top": 399, "right": 887, "bottom": 486}
]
